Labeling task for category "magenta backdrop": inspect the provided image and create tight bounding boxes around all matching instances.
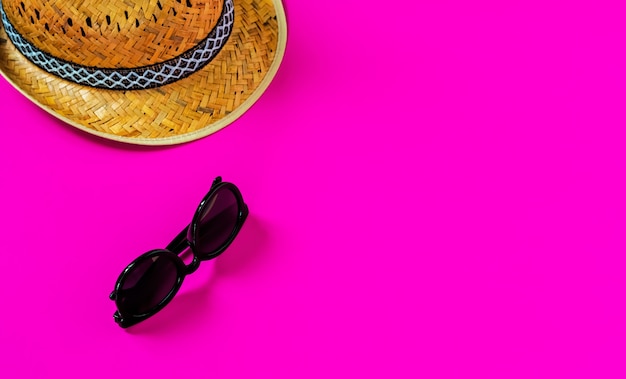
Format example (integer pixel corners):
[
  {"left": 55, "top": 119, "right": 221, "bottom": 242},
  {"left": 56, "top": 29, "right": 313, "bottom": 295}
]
[{"left": 1, "top": 1, "right": 625, "bottom": 377}]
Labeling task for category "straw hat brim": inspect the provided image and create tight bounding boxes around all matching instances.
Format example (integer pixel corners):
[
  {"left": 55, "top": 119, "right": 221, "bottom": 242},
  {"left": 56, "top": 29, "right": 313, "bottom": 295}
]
[{"left": 0, "top": 0, "right": 286, "bottom": 145}]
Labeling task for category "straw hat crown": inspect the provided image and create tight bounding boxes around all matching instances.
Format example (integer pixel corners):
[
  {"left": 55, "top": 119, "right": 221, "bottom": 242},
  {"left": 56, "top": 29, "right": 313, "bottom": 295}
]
[{"left": 2, "top": 0, "right": 225, "bottom": 68}]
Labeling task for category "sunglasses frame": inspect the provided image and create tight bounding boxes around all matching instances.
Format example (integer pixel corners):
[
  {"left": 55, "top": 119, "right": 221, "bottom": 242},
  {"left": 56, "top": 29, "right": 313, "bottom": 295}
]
[{"left": 109, "top": 177, "right": 248, "bottom": 328}]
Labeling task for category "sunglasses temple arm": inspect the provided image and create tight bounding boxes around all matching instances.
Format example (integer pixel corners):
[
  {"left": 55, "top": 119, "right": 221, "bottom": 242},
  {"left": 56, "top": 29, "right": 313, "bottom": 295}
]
[{"left": 165, "top": 224, "right": 191, "bottom": 254}]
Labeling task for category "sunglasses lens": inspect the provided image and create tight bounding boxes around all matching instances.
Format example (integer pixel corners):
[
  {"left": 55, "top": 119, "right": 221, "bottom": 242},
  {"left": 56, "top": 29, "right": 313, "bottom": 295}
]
[
  {"left": 119, "top": 253, "right": 179, "bottom": 316},
  {"left": 196, "top": 188, "right": 240, "bottom": 255}
]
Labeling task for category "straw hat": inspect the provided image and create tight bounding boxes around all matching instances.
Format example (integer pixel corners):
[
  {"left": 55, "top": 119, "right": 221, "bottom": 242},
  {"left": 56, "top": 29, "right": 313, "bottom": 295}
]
[{"left": 0, "top": 0, "right": 286, "bottom": 145}]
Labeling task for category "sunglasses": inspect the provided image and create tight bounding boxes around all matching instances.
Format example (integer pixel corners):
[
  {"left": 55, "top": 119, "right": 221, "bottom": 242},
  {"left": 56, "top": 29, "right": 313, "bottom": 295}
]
[{"left": 109, "top": 177, "right": 248, "bottom": 328}]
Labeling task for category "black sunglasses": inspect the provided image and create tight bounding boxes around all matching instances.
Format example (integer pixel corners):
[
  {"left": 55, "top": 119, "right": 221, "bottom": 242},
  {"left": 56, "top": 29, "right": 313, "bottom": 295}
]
[{"left": 109, "top": 177, "right": 248, "bottom": 328}]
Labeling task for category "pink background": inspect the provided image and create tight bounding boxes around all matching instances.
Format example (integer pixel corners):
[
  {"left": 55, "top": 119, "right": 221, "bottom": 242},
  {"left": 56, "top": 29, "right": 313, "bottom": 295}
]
[{"left": 1, "top": 0, "right": 625, "bottom": 377}]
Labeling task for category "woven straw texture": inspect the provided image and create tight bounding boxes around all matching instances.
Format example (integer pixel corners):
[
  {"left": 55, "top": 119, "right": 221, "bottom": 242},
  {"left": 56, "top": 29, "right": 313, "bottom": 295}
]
[{"left": 0, "top": 0, "right": 286, "bottom": 145}]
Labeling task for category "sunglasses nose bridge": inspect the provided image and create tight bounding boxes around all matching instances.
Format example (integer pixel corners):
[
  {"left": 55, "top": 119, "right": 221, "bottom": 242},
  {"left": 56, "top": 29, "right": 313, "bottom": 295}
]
[{"left": 186, "top": 255, "right": 200, "bottom": 275}]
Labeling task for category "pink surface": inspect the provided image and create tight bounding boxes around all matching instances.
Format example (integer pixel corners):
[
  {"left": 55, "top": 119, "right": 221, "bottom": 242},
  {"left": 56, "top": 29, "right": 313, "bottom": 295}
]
[{"left": 1, "top": 0, "right": 625, "bottom": 377}]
